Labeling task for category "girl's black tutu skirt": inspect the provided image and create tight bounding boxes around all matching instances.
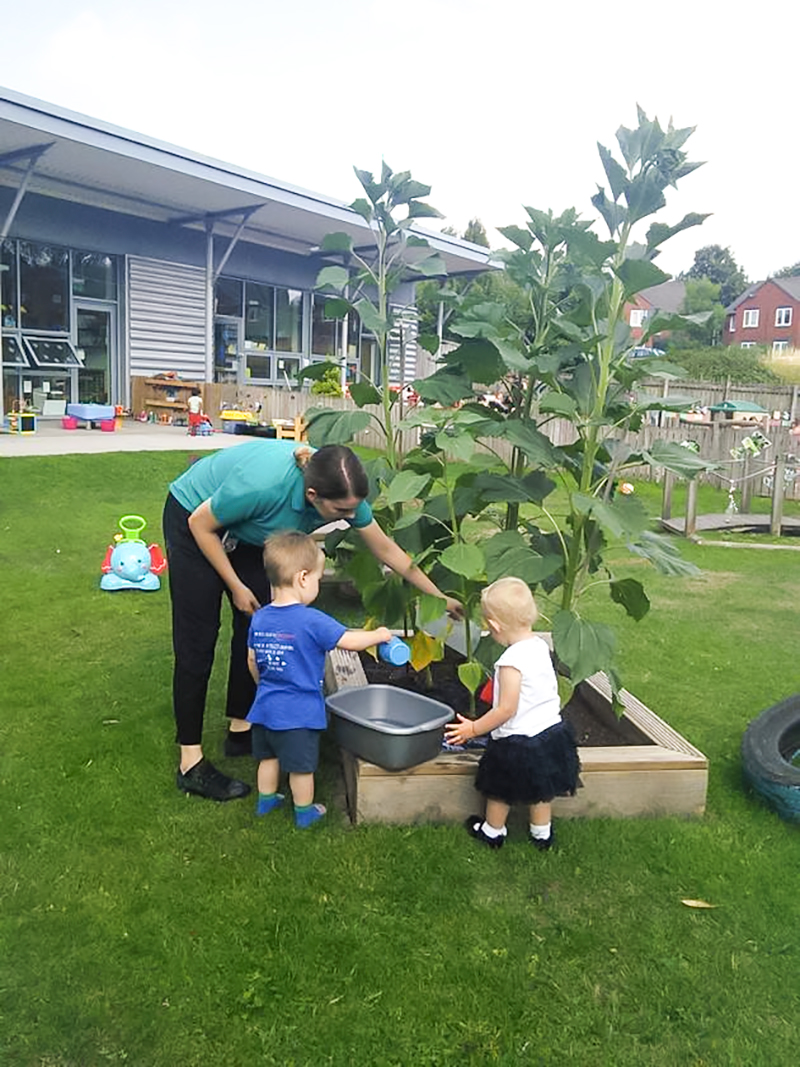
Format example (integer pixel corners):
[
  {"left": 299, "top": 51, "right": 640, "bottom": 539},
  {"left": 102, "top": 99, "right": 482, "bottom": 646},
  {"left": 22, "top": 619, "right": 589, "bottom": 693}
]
[{"left": 475, "top": 720, "right": 581, "bottom": 805}]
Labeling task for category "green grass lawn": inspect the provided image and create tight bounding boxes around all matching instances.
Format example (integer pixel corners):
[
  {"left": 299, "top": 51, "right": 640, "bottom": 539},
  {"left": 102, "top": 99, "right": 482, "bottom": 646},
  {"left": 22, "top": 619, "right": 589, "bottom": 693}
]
[{"left": 1, "top": 452, "right": 799, "bottom": 1066}]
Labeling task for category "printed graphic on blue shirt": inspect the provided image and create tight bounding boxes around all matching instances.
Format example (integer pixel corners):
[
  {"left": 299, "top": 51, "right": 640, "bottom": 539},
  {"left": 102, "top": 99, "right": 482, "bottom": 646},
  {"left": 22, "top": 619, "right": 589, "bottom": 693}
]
[{"left": 247, "top": 603, "right": 346, "bottom": 730}]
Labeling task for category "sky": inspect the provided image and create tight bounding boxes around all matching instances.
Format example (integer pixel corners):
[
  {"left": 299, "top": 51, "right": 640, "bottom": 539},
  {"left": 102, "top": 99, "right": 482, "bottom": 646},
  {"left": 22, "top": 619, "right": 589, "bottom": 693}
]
[{"left": 1, "top": 0, "right": 798, "bottom": 282}]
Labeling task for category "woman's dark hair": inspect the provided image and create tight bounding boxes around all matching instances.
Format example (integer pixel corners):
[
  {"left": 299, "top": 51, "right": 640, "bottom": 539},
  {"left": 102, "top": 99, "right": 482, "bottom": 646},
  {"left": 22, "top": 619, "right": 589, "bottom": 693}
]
[{"left": 303, "top": 445, "right": 368, "bottom": 501}]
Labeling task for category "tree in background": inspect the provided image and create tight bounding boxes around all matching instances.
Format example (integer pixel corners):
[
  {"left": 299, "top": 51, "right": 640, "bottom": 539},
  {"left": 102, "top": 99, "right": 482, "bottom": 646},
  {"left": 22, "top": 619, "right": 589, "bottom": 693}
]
[
  {"left": 774, "top": 260, "right": 800, "bottom": 278},
  {"left": 667, "top": 277, "right": 726, "bottom": 347},
  {"left": 683, "top": 244, "right": 749, "bottom": 306}
]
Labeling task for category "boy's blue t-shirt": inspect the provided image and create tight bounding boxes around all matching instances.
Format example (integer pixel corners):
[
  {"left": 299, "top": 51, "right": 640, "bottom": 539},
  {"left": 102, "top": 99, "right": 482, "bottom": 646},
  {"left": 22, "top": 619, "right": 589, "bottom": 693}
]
[
  {"left": 247, "top": 602, "right": 347, "bottom": 730},
  {"left": 169, "top": 439, "right": 372, "bottom": 545}
]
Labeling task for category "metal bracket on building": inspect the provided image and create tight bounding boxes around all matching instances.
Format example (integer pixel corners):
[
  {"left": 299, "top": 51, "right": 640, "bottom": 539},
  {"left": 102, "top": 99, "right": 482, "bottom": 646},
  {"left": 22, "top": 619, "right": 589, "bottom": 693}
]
[
  {"left": 170, "top": 203, "right": 263, "bottom": 281},
  {"left": 0, "top": 142, "right": 55, "bottom": 240}
]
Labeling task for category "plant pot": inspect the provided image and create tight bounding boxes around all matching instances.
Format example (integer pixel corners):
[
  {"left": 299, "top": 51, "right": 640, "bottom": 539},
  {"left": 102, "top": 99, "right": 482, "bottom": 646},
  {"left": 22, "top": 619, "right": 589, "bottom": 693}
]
[{"left": 324, "top": 632, "right": 708, "bottom": 825}]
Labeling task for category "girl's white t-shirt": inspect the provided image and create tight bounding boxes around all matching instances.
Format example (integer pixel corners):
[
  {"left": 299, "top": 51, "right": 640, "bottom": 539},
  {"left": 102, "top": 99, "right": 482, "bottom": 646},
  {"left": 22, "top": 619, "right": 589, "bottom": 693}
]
[{"left": 491, "top": 635, "right": 561, "bottom": 740}]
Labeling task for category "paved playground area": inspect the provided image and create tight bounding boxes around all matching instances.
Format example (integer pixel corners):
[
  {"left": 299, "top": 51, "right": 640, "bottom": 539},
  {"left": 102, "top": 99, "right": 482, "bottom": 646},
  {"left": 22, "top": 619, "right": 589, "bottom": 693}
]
[{"left": 0, "top": 419, "right": 247, "bottom": 458}]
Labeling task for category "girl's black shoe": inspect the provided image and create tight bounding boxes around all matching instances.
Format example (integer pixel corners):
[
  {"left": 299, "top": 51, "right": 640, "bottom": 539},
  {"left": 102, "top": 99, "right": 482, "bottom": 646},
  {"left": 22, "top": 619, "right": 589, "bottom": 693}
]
[{"left": 465, "top": 815, "right": 505, "bottom": 849}]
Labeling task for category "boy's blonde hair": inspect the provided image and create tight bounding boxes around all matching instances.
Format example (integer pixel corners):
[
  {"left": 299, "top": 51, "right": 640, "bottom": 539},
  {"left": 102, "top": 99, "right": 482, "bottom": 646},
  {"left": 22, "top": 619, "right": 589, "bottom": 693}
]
[
  {"left": 263, "top": 531, "right": 324, "bottom": 588},
  {"left": 481, "top": 577, "right": 538, "bottom": 630}
]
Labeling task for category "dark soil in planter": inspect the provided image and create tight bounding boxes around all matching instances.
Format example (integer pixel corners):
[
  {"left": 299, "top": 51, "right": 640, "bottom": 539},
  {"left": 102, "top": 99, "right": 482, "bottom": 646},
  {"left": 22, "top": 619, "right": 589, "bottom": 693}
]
[{"left": 359, "top": 646, "right": 631, "bottom": 748}]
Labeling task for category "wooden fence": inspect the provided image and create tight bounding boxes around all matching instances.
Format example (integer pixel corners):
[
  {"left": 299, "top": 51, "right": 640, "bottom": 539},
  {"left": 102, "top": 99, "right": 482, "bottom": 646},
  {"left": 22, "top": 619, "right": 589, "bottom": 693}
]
[{"left": 134, "top": 376, "right": 800, "bottom": 503}]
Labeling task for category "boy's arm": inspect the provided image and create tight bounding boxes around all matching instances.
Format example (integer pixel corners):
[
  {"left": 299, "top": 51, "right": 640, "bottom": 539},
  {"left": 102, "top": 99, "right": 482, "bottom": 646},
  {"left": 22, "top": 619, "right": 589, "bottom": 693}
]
[
  {"left": 445, "top": 665, "right": 521, "bottom": 744},
  {"left": 337, "top": 626, "right": 393, "bottom": 653},
  {"left": 247, "top": 647, "right": 259, "bottom": 685}
]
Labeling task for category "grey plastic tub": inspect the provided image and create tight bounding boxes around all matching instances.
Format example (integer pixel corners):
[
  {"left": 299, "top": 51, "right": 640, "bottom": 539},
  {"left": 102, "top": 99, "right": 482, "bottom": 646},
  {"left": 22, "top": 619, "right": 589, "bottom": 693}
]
[{"left": 326, "top": 684, "right": 453, "bottom": 771}]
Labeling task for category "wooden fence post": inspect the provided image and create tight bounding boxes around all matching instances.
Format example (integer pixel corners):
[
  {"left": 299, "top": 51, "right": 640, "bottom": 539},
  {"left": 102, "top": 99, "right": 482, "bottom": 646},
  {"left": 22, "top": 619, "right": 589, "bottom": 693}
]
[
  {"left": 661, "top": 470, "right": 673, "bottom": 520},
  {"left": 685, "top": 478, "right": 698, "bottom": 538},
  {"left": 770, "top": 453, "right": 787, "bottom": 536}
]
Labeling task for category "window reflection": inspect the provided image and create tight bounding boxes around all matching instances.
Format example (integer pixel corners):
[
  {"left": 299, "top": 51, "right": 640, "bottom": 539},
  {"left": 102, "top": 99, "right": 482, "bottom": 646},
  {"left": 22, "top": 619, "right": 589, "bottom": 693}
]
[
  {"left": 19, "top": 242, "right": 69, "bottom": 332},
  {"left": 72, "top": 251, "right": 117, "bottom": 300},
  {"left": 1, "top": 239, "right": 17, "bottom": 327}
]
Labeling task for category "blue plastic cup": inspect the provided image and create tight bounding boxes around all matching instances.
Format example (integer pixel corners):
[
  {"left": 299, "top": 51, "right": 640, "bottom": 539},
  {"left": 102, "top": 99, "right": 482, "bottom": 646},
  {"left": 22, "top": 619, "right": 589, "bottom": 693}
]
[{"left": 378, "top": 636, "right": 410, "bottom": 666}]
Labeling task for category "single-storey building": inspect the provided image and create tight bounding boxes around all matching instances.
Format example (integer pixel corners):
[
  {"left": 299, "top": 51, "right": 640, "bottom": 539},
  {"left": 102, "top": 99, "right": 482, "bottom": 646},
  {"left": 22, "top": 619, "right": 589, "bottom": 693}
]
[{"left": 0, "top": 87, "right": 491, "bottom": 421}]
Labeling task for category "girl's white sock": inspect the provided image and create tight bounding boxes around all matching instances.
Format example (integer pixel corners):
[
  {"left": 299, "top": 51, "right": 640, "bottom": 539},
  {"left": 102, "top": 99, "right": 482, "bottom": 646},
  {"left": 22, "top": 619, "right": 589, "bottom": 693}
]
[
  {"left": 530, "top": 822, "right": 551, "bottom": 840},
  {"left": 480, "top": 821, "right": 507, "bottom": 839}
]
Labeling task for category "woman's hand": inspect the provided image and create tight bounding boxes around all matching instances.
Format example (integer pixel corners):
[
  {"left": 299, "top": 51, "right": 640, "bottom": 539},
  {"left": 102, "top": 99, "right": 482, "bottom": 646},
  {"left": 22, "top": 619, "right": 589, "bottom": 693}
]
[
  {"left": 444, "top": 713, "right": 477, "bottom": 746},
  {"left": 445, "top": 597, "right": 465, "bottom": 620},
  {"left": 231, "top": 582, "right": 261, "bottom": 615}
]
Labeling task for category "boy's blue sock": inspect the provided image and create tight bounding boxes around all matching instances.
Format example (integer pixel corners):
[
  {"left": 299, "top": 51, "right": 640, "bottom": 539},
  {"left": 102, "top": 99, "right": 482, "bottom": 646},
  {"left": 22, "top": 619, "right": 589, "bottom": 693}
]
[
  {"left": 256, "top": 792, "right": 284, "bottom": 816},
  {"left": 295, "top": 802, "right": 326, "bottom": 828}
]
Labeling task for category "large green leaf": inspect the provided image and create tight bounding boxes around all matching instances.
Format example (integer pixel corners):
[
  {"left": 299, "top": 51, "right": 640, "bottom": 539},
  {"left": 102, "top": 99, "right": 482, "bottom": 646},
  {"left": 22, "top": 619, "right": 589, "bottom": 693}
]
[
  {"left": 628, "top": 531, "right": 701, "bottom": 577},
  {"left": 609, "top": 577, "right": 650, "bottom": 621},
  {"left": 458, "top": 660, "right": 485, "bottom": 696},
  {"left": 349, "top": 198, "right": 373, "bottom": 221},
  {"left": 538, "top": 392, "right": 578, "bottom": 418},
  {"left": 385, "top": 470, "right": 431, "bottom": 506},
  {"left": 439, "top": 542, "right": 485, "bottom": 580},
  {"left": 474, "top": 471, "right": 556, "bottom": 506},
  {"left": 497, "top": 224, "right": 533, "bottom": 251},
  {"left": 499, "top": 420, "right": 561, "bottom": 468},
  {"left": 405, "top": 201, "right": 443, "bottom": 220},
  {"left": 315, "top": 265, "right": 350, "bottom": 292},
  {"left": 320, "top": 232, "right": 354, "bottom": 254},
  {"left": 483, "top": 530, "right": 563, "bottom": 585},
  {"left": 572, "top": 493, "right": 651, "bottom": 540},
  {"left": 597, "top": 142, "right": 629, "bottom": 201},
  {"left": 297, "top": 361, "right": 340, "bottom": 383},
  {"left": 615, "top": 258, "right": 671, "bottom": 297},
  {"left": 642, "top": 440, "right": 716, "bottom": 479},
  {"left": 349, "top": 381, "right": 382, "bottom": 408},
  {"left": 324, "top": 297, "right": 351, "bottom": 319},
  {"left": 646, "top": 213, "right": 710, "bottom": 253},
  {"left": 411, "top": 252, "right": 447, "bottom": 277},
  {"left": 354, "top": 297, "right": 388, "bottom": 337},
  {"left": 305, "top": 408, "right": 373, "bottom": 446},
  {"left": 412, "top": 369, "right": 475, "bottom": 406},
  {"left": 434, "top": 429, "right": 475, "bottom": 464},
  {"left": 362, "top": 575, "right": 408, "bottom": 628},
  {"left": 552, "top": 611, "right": 616, "bottom": 686},
  {"left": 442, "top": 339, "right": 506, "bottom": 384},
  {"left": 417, "top": 592, "right": 447, "bottom": 627}
]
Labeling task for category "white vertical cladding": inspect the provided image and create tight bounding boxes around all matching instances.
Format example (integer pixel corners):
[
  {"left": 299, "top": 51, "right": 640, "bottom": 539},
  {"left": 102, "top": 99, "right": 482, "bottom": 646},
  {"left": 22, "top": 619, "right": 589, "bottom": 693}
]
[
  {"left": 387, "top": 304, "right": 419, "bottom": 386},
  {"left": 127, "top": 256, "right": 207, "bottom": 379}
]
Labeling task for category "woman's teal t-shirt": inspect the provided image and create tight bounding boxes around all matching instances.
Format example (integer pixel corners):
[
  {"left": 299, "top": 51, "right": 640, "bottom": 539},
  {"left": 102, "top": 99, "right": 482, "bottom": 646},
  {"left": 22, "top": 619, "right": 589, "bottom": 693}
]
[{"left": 169, "top": 439, "right": 372, "bottom": 544}]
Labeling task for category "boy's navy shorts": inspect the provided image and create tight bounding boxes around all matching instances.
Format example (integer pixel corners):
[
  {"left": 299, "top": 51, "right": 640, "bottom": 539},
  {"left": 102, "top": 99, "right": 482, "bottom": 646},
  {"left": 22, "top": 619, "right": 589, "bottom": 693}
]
[{"left": 251, "top": 725, "right": 321, "bottom": 773}]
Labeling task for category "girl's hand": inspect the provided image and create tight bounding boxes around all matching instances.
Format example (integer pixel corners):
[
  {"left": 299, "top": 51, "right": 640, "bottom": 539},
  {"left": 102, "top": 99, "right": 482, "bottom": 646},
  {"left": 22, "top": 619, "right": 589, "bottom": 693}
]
[{"left": 444, "top": 713, "right": 476, "bottom": 746}]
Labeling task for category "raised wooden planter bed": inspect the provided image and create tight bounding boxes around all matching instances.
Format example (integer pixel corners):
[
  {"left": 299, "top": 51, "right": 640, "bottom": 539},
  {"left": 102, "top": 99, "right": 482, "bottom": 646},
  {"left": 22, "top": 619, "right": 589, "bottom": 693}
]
[{"left": 324, "top": 645, "right": 708, "bottom": 825}]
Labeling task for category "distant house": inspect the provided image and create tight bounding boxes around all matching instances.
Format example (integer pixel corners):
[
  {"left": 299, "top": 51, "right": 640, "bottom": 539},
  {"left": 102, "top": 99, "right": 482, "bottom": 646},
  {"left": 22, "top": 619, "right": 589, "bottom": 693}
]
[
  {"left": 624, "top": 280, "right": 686, "bottom": 346},
  {"left": 724, "top": 277, "right": 800, "bottom": 353}
]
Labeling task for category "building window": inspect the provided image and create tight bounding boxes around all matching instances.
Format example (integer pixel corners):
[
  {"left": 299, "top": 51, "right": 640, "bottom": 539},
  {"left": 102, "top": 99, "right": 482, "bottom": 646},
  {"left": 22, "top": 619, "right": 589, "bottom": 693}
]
[
  {"left": 742, "top": 309, "right": 759, "bottom": 328},
  {"left": 72, "top": 251, "right": 117, "bottom": 301},
  {"left": 19, "top": 242, "right": 70, "bottom": 332},
  {"left": 275, "top": 288, "right": 303, "bottom": 353},
  {"left": 215, "top": 277, "right": 243, "bottom": 317},
  {"left": 776, "top": 307, "right": 792, "bottom": 327},
  {"left": 728, "top": 314, "right": 735, "bottom": 332},
  {"left": 629, "top": 308, "right": 646, "bottom": 328},
  {"left": 773, "top": 340, "right": 789, "bottom": 353},
  {"left": 311, "top": 293, "right": 341, "bottom": 358},
  {"left": 1, "top": 239, "right": 17, "bottom": 327},
  {"left": 740, "top": 341, "right": 756, "bottom": 348}
]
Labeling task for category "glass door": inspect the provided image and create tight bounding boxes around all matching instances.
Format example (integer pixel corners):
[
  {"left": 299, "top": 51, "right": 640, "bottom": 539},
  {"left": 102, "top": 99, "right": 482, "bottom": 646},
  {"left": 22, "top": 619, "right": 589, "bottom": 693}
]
[
  {"left": 76, "top": 306, "right": 115, "bottom": 404},
  {"left": 214, "top": 318, "right": 242, "bottom": 384}
]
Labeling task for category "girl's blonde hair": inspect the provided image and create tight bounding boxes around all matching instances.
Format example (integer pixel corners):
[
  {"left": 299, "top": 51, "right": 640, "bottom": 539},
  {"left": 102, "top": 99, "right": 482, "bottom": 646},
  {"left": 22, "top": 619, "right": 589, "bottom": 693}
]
[
  {"left": 263, "top": 531, "right": 324, "bottom": 588},
  {"left": 481, "top": 577, "right": 538, "bottom": 630}
]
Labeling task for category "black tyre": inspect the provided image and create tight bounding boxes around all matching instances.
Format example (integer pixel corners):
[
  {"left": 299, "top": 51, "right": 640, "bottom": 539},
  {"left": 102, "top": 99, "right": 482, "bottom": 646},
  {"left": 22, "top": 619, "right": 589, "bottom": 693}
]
[{"left": 741, "top": 695, "right": 800, "bottom": 822}]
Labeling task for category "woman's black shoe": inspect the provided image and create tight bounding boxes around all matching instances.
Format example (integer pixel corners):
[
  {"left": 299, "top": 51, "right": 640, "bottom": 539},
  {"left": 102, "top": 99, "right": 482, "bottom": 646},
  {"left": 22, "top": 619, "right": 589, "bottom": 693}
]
[{"left": 177, "top": 759, "right": 250, "bottom": 801}]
